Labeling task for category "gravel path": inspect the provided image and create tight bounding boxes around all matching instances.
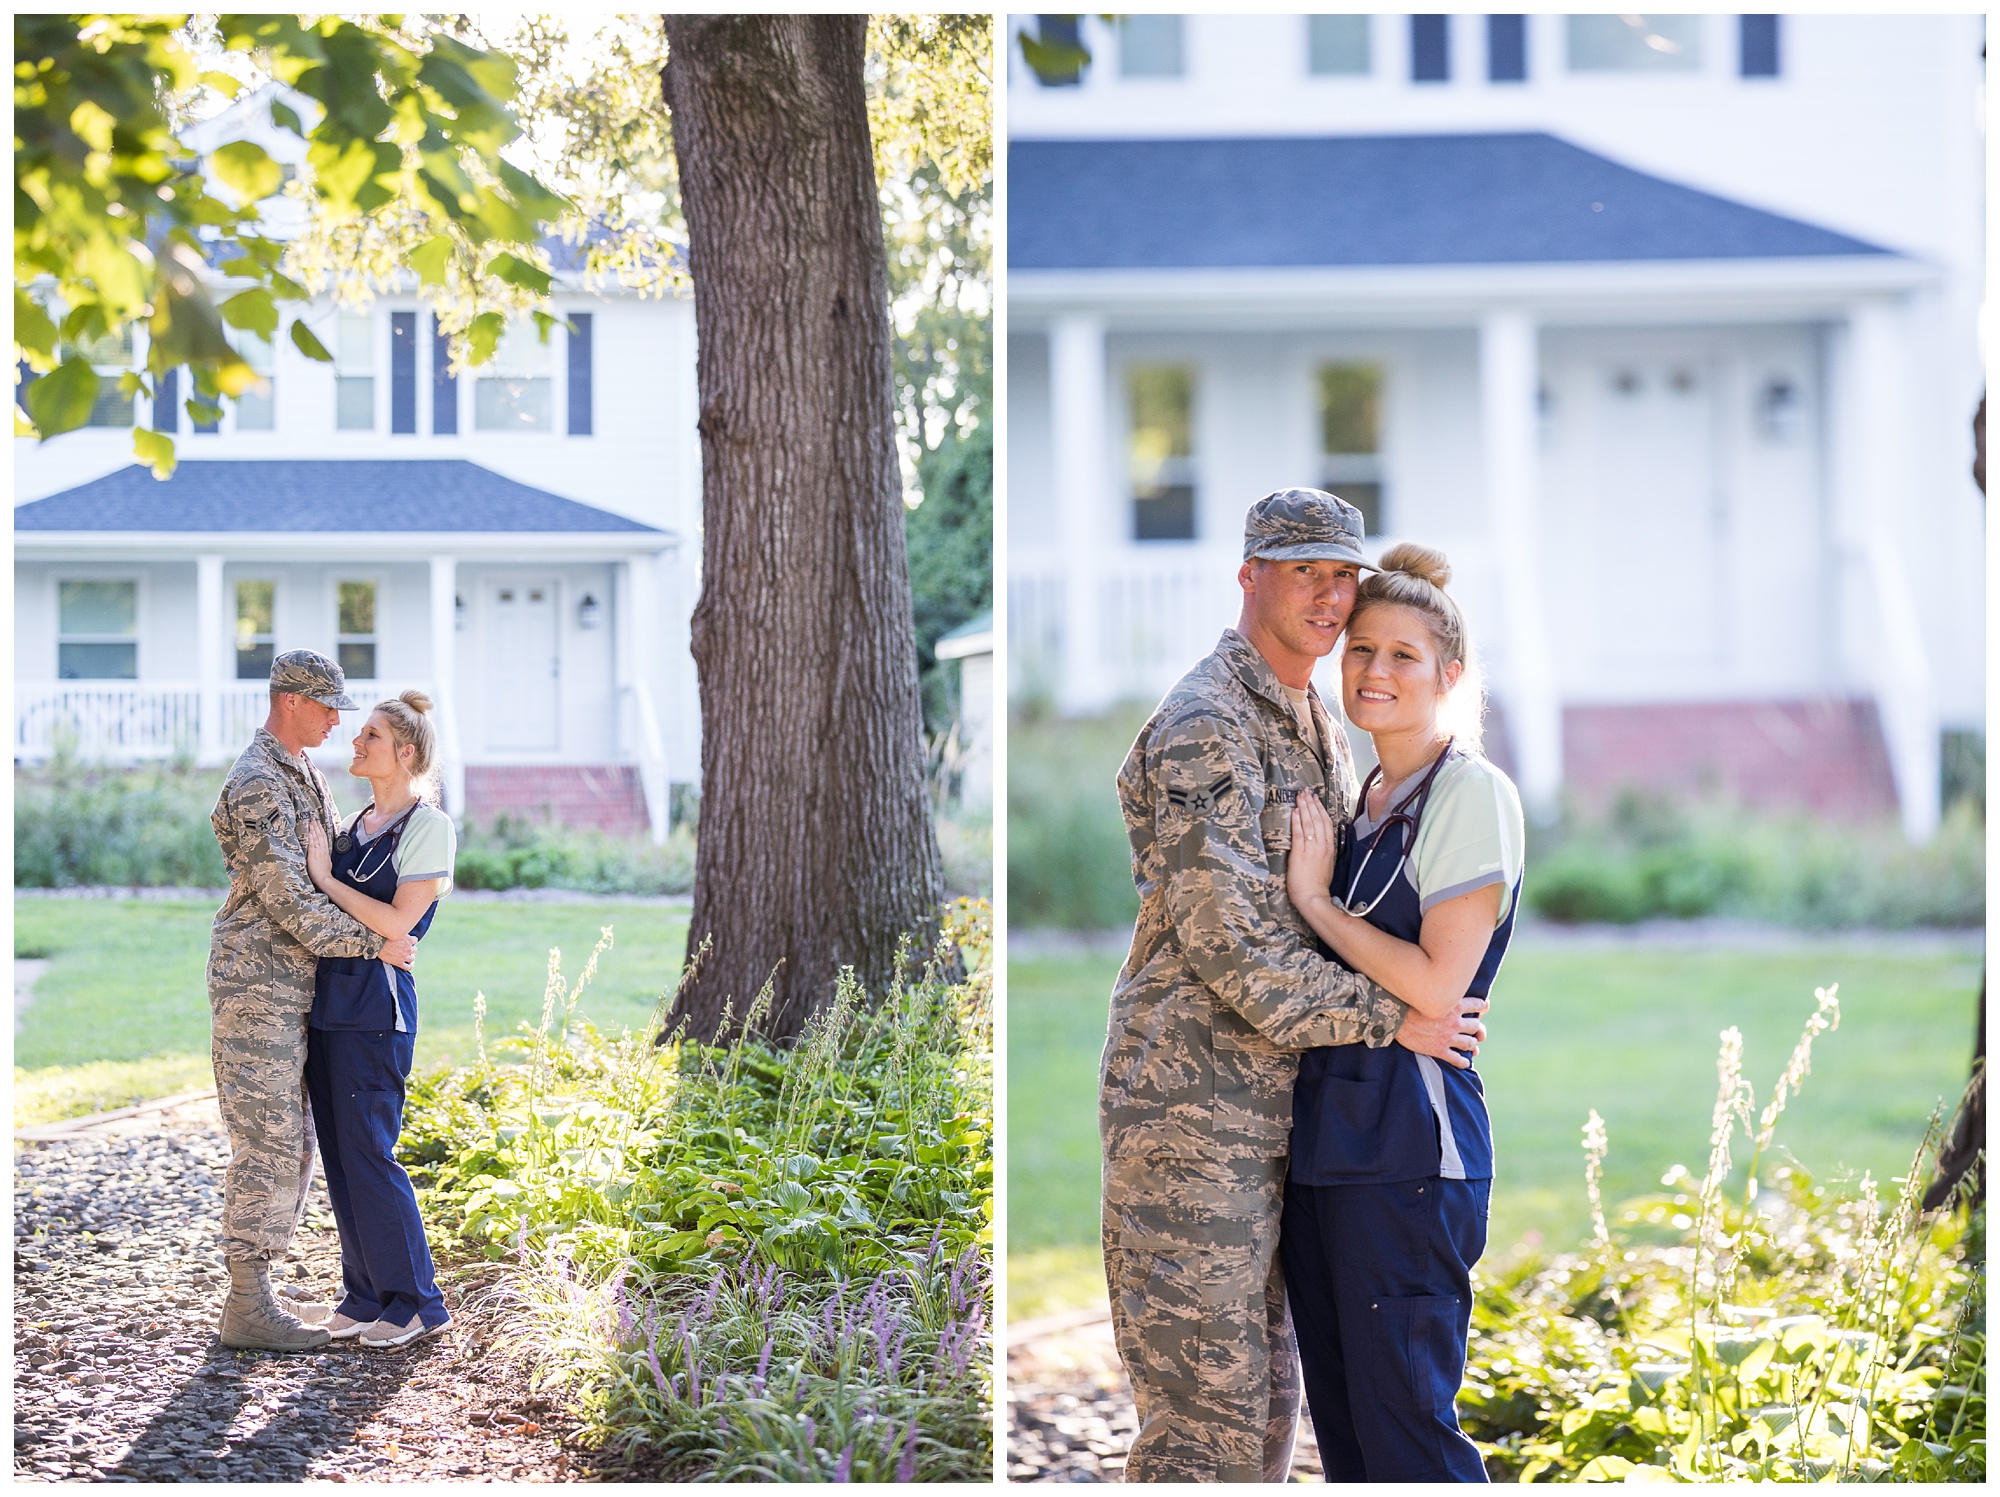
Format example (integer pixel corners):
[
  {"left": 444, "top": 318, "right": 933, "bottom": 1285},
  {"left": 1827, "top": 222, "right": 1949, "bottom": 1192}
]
[
  {"left": 1007, "top": 1307, "right": 1323, "bottom": 1483},
  {"left": 13, "top": 1098, "right": 604, "bottom": 1484}
]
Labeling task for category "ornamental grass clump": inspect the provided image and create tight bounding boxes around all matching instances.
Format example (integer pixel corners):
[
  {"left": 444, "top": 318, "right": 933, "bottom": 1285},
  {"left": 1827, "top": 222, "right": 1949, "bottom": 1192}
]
[
  {"left": 1459, "top": 983, "right": 1985, "bottom": 1483},
  {"left": 401, "top": 897, "right": 993, "bottom": 1481}
]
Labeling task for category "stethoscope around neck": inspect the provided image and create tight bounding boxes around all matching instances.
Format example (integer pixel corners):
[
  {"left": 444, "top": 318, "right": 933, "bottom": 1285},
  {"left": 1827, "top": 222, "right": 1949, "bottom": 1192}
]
[
  {"left": 1334, "top": 739, "right": 1457, "bottom": 918},
  {"left": 334, "top": 801, "right": 420, "bottom": 885}
]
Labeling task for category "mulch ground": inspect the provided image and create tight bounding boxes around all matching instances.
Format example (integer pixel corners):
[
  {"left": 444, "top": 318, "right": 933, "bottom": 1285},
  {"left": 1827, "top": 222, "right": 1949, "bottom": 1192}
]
[
  {"left": 12, "top": 1096, "right": 614, "bottom": 1484},
  {"left": 1007, "top": 1306, "right": 1324, "bottom": 1483}
]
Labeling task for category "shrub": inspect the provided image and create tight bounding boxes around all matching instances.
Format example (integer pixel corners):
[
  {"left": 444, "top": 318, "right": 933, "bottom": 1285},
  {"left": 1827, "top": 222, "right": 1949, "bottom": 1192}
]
[
  {"left": 400, "top": 898, "right": 994, "bottom": 1480},
  {"left": 14, "top": 755, "right": 227, "bottom": 888},
  {"left": 1461, "top": 988, "right": 1986, "bottom": 1483},
  {"left": 1527, "top": 793, "right": 1985, "bottom": 929},
  {"left": 1007, "top": 703, "right": 1149, "bottom": 930},
  {"left": 455, "top": 815, "right": 698, "bottom": 896}
]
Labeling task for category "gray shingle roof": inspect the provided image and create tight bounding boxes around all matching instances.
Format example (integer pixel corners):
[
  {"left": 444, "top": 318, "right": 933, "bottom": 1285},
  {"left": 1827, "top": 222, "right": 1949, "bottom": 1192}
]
[
  {"left": 14, "top": 460, "right": 665, "bottom": 533},
  {"left": 1011, "top": 132, "right": 1895, "bottom": 271}
]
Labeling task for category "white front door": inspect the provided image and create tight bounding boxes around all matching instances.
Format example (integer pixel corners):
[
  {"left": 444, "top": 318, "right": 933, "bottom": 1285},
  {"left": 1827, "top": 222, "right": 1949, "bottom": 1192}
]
[
  {"left": 1581, "top": 352, "right": 1724, "bottom": 665},
  {"left": 484, "top": 579, "right": 559, "bottom": 751}
]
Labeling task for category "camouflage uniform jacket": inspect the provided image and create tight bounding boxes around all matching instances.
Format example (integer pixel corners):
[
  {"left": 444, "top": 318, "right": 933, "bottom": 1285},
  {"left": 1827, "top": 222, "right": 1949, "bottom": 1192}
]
[
  {"left": 209, "top": 728, "right": 383, "bottom": 997},
  {"left": 1102, "top": 629, "right": 1408, "bottom": 1165}
]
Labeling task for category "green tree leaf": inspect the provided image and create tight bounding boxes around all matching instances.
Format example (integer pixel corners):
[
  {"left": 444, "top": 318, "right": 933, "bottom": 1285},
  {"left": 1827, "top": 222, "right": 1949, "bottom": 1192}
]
[
  {"left": 484, "top": 252, "right": 552, "bottom": 296},
  {"left": 219, "top": 288, "right": 278, "bottom": 341},
  {"left": 25, "top": 358, "right": 100, "bottom": 440},
  {"left": 464, "top": 310, "right": 506, "bottom": 366},
  {"left": 198, "top": 70, "right": 244, "bottom": 99},
  {"left": 14, "top": 291, "right": 59, "bottom": 369},
  {"left": 132, "top": 426, "right": 178, "bottom": 479},
  {"left": 213, "top": 140, "right": 285, "bottom": 202},
  {"left": 406, "top": 234, "right": 454, "bottom": 286},
  {"left": 289, "top": 318, "right": 333, "bottom": 362}
]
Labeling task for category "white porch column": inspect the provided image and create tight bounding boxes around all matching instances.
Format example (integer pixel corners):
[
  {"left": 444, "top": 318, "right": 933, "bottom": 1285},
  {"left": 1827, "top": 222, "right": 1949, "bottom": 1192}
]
[
  {"left": 1479, "top": 309, "right": 1562, "bottom": 823},
  {"left": 1050, "top": 313, "right": 1110, "bottom": 713},
  {"left": 1832, "top": 300, "right": 1939, "bottom": 842},
  {"left": 616, "top": 553, "right": 671, "bottom": 843},
  {"left": 195, "top": 553, "right": 225, "bottom": 764},
  {"left": 428, "top": 555, "right": 465, "bottom": 821}
]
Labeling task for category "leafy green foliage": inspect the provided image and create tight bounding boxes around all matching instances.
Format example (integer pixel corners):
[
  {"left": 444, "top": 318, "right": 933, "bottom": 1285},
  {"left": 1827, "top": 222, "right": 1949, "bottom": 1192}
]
[
  {"left": 1461, "top": 993, "right": 1985, "bottom": 1484},
  {"left": 13, "top": 14, "right": 566, "bottom": 471},
  {"left": 1528, "top": 793, "right": 1985, "bottom": 928},
  {"left": 399, "top": 901, "right": 993, "bottom": 1478},
  {"left": 1010, "top": 711, "right": 1985, "bottom": 930},
  {"left": 906, "top": 422, "right": 993, "bottom": 733},
  {"left": 14, "top": 755, "right": 227, "bottom": 888},
  {"left": 454, "top": 815, "right": 696, "bottom": 897},
  {"left": 1007, "top": 705, "right": 1153, "bottom": 930}
]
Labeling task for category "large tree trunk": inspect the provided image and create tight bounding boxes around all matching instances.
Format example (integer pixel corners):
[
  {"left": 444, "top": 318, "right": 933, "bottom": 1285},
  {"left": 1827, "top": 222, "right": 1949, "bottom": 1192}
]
[{"left": 660, "top": 14, "right": 945, "bottom": 1045}]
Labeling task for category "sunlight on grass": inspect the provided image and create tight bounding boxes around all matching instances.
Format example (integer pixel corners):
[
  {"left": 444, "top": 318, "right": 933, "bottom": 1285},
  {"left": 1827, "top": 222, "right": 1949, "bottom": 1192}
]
[
  {"left": 1008, "top": 1244, "right": 1107, "bottom": 1323},
  {"left": 13, "top": 1053, "right": 215, "bottom": 1128}
]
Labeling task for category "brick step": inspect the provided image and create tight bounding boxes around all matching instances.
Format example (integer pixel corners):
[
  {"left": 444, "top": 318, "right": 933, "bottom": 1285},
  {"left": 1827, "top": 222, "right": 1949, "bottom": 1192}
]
[{"left": 463, "top": 765, "right": 650, "bottom": 835}]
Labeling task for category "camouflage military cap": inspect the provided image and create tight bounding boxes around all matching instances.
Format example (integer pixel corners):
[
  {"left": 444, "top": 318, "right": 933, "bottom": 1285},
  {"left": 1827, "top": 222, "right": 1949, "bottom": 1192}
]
[
  {"left": 269, "top": 648, "right": 357, "bottom": 710},
  {"left": 1241, "top": 488, "right": 1371, "bottom": 566}
]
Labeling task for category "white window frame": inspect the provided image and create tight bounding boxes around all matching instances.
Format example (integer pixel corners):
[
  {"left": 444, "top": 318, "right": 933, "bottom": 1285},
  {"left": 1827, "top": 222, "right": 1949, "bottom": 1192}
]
[
  {"left": 333, "top": 572, "right": 387, "bottom": 684},
  {"left": 54, "top": 573, "right": 142, "bottom": 680},
  {"left": 233, "top": 576, "right": 279, "bottom": 681},
  {"left": 334, "top": 310, "right": 378, "bottom": 432},
  {"left": 473, "top": 317, "right": 561, "bottom": 436}
]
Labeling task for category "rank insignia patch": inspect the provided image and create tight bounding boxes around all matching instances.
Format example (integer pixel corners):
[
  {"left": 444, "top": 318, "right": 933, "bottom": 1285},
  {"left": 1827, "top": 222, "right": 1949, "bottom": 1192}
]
[{"left": 1167, "top": 774, "right": 1235, "bottom": 819}]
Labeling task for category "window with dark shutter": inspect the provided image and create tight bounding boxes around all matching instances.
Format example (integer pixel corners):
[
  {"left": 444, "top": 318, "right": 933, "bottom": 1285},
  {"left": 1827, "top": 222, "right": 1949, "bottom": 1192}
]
[
  {"left": 1488, "top": 15, "right": 1527, "bottom": 82},
  {"left": 153, "top": 367, "right": 177, "bottom": 433},
  {"left": 431, "top": 314, "right": 457, "bottom": 435},
  {"left": 1740, "top": 15, "right": 1779, "bottom": 77},
  {"left": 391, "top": 312, "right": 417, "bottom": 434},
  {"left": 1411, "top": 15, "right": 1450, "bottom": 82},
  {"left": 568, "top": 313, "right": 593, "bottom": 436}
]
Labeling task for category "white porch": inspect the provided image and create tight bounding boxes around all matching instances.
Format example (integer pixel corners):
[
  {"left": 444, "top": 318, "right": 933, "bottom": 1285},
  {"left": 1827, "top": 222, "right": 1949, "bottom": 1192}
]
[
  {"left": 1010, "top": 256, "right": 1950, "bottom": 840},
  {"left": 16, "top": 483, "right": 682, "bottom": 840}
]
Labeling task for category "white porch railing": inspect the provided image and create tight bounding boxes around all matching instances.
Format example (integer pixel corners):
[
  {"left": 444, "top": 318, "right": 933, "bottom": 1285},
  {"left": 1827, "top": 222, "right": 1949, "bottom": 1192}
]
[
  {"left": 15, "top": 680, "right": 435, "bottom": 768},
  {"left": 1009, "top": 556, "right": 1243, "bottom": 713},
  {"left": 622, "top": 679, "right": 672, "bottom": 844}
]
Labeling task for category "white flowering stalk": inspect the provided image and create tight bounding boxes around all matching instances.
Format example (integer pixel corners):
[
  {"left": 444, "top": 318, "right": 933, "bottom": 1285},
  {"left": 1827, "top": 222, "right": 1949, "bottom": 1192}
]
[
  {"left": 1582, "top": 1109, "right": 1611, "bottom": 1256},
  {"left": 560, "top": 924, "right": 615, "bottom": 1044},
  {"left": 473, "top": 989, "right": 489, "bottom": 1070},
  {"left": 1744, "top": 985, "right": 1841, "bottom": 1211},
  {"left": 1686, "top": 1027, "right": 1755, "bottom": 1476}
]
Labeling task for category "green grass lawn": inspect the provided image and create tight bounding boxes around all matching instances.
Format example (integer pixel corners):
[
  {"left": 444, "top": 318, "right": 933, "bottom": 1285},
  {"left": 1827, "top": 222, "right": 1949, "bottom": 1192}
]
[
  {"left": 14, "top": 897, "right": 688, "bottom": 1124},
  {"left": 1007, "top": 939, "right": 1983, "bottom": 1320}
]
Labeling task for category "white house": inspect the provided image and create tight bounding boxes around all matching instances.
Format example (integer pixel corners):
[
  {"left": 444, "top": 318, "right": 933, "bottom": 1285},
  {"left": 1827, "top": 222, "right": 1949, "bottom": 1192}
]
[
  {"left": 1006, "top": 13, "right": 1986, "bottom": 841},
  {"left": 14, "top": 88, "right": 700, "bottom": 839}
]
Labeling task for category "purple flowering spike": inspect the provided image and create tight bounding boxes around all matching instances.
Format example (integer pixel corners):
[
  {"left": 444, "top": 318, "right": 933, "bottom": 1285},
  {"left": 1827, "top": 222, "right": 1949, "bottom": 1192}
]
[
  {"left": 896, "top": 1418, "right": 920, "bottom": 1482},
  {"left": 833, "top": 1446, "right": 854, "bottom": 1483},
  {"left": 755, "top": 1337, "right": 774, "bottom": 1392},
  {"left": 802, "top": 1415, "right": 816, "bottom": 1446},
  {"left": 646, "top": 1341, "right": 669, "bottom": 1398}
]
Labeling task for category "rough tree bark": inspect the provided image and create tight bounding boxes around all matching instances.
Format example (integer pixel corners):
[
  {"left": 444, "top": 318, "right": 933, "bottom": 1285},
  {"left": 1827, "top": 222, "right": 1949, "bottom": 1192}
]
[{"left": 660, "top": 14, "right": 945, "bottom": 1045}]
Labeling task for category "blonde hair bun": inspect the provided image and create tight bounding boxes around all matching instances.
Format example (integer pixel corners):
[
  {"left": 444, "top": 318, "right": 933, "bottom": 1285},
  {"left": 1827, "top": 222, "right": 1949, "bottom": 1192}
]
[
  {"left": 1377, "top": 541, "right": 1451, "bottom": 592},
  {"left": 399, "top": 688, "right": 435, "bottom": 716}
]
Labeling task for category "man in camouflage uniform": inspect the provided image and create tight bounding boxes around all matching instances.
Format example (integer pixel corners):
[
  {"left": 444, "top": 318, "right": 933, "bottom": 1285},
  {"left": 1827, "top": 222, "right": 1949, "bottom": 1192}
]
[
  {"left": 208, "top": 649, "right": 417, "bottom": 1350},
  {"left": 1102, "top": 489, "right": 1490, "bottom": 1481}
]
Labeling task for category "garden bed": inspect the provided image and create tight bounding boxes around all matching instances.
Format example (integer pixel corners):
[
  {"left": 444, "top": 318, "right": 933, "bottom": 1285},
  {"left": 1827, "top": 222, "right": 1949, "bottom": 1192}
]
[{"left": 400, "top": 898, "right": 995, "bottom": 1480}]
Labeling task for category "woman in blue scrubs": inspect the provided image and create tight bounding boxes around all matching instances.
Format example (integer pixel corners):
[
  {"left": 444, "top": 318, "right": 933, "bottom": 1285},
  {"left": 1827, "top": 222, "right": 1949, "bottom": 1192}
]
[
  {"left": 300, "top": 689, "right": 457, "bottom": 1350},
  {"left": 1282, "top": 543, "right": 1525, "bottom": 1482}
]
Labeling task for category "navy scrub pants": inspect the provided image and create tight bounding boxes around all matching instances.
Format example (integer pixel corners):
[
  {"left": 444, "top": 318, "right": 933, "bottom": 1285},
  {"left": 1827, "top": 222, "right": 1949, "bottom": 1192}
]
[
  {"left": 303, "top": 1026, "right": 449, "bottom": 1330},
  {"left": 1280, "top": 1174, "right": 1490, "bottom": 1483}
]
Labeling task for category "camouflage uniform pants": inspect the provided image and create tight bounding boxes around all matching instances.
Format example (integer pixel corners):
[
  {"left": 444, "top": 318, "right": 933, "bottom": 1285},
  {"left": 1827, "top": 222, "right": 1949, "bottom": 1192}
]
[
  {"left": 1102, "top": 1153, "right": 1300, "bottom": 1482},
  {"left": 209, "top": 981, "right": 318, "bottom": 1263}
]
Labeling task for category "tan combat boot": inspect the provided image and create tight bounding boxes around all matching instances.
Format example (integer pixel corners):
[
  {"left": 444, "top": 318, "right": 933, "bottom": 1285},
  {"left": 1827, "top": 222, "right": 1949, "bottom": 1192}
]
[{"left": 218, "top": 1260, "right": 331, "bottom": 1351}]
